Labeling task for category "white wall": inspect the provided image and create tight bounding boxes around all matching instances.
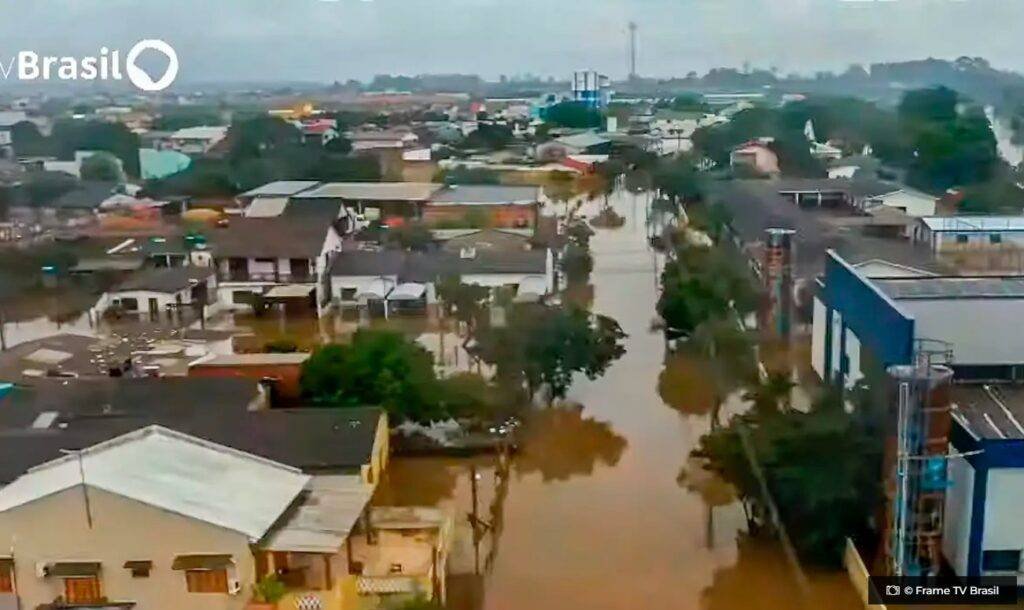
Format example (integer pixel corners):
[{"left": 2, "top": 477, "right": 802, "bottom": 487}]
[
  {"left": 845, "top": 329, "right": 863, "bottom": 388},
  {"left": 829, "top": 309, "right": 843, "bottom": 381},
  {"left": 811, "top": 296, "right": 827, "bottom": 380},
  {"left": 943, "top": 445, "right": 975, "bottom": 577},
  {"left": 875, "top": 191, "right": 936, "bottom": 217},
  {"left": 901, "top": 298, "right": 1024, "bottom": 365},
  {"left": 983, "top": 468, "right": 1024, "bottom": 581}
]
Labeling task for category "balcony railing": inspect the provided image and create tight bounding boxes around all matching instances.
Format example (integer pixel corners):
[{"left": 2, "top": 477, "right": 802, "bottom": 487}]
[{"left": 219, "top": 270, "right": 313, "bottom": 283}]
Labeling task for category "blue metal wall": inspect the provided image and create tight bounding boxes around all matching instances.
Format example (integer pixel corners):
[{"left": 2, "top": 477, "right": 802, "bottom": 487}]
[{"left": 821, "top": 251, "right": 916, "bottom": 370}]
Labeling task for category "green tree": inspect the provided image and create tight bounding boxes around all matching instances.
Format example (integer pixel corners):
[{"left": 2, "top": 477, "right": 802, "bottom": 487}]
[
  {"left": 49, "top": 119, "right": 141, "bottom": 176},
  {"left": 472, "top": 304, "right": 626, "bottom": 399},
  {"left": 436, "top": 274, "right": 490, "bottom": 329},
  {"left": 698, "top": 389, "right": 883, "bottom": 566},
  {"left": 300, "top": 330, "right": 446, "bottom": 422},
  {"left": 79, "top": 152, "right": 123, "bottom": 182},
  {"left": 543, "top": 102, "right": 603, "bottom": 129}
]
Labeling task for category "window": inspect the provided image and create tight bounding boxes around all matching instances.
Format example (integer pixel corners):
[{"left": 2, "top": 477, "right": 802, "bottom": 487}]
[
  {"left": 233, "top": 290, "right": 253, "bottom": 305},
  {"left": 0, "top": 560, "right": 11, "bottom": 593},
  {"left": 982, "top": 550, "right": 1021, "bottom": 572},
  {"left": 991, "top": 233, "right": 1003, "bottom": 244},
  {"left": 118, "top": 297, "right": 139, "bottom": 311},
  {"left": 956, "top": 234, "right": 969, "bottom": 244},
  {"left": 64, "top": 577, "right": 102, "bottom": 604},
  {"left": 341, "top": 288, "right": 358, "bottom": 301},
  {"left": 185, "top": 569, "right": 228, "bottom": 593}
]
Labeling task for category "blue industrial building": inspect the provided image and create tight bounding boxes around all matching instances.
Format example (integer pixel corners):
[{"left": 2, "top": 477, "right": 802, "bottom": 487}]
[
  {"left": 813, "top": 251, "right": 1024, "bottom": 387},
  {"left": 944, "top": 386, "right": 1024, "bottom": 579}
]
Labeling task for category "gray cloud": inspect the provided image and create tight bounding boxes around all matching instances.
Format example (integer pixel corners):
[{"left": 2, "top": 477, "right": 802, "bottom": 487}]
[{"left": 0, "top": 0, "right": 1020, "bottom": 83}]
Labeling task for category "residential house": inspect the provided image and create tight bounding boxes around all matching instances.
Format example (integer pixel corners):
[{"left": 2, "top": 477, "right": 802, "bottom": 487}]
[
  {"left": 188, "top": 352, "right": 311, "bottom": 406},
  {"left": 205, "top": 199, "right": 349, "bottom": 314},
  {"left": 857, "top": 187, "right": 938, "bottom": 218},
  {"left": 98, "top": 266, "right": 217, "bottom": 320},
  {"left": 827, "top": 154, "right": 881, "bottom": 180},
  {"left": 235, "top": 180, "right": 321, "bottom": 209},
  {"left": 329, "top": 247, "right": 553, "bottom": 315},
  {"left": 292, "top": 182, "right": 443, "bottom": 226},
  {"left": 0, "top": 425, "right": 310, "bottom": 610},
  {"left": 534, "top": 132, "right": 612, "bottom": 161},
  {"left": 9, "top": 180, "right": 118, "bottom": 228},
  {"left": 0, "top": 378, "right": 389, "bottom": 487},
  {"left": 167, "top": 126, "right": 229, "bottom": 156},
  {"left": 299, "top": 119, "right": 339, "bottom": 147},
  {"left": 347, "top": 129, "right": 419, "bottom": 152},
  {"left": 729, "top": 139, "right": 780, "bottom": 176},
  {"left": 424, "top": 185, "right": 543, "bottom": 228}
]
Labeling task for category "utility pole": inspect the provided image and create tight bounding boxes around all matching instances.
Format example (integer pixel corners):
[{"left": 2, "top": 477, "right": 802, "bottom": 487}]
[{"left": 628, "top": 22, "right": 638, "bottom": 80}]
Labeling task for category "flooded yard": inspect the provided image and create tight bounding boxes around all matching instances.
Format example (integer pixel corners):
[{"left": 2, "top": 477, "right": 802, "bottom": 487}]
[{"left": 373, "top": 190, "right": 862, "bottom": 610}]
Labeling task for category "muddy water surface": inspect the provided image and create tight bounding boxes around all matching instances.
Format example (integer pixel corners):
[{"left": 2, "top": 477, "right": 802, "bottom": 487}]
[{"left": 374, "top": 190, "right": 862, "bottom": 610}]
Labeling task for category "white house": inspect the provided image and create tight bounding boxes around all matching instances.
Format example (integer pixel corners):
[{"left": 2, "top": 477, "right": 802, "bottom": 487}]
[
  {"left": 860, "top": 188, "right": 938, "bottom": 217},
  {"left": 99, "top": 266, "right": 217, "bottom": 320},
  {"left": 167, "top": 126, "right": 229, "bottom": 156},
  {"left": 206, "top": 199, "right": 350, "bottom": 315}
]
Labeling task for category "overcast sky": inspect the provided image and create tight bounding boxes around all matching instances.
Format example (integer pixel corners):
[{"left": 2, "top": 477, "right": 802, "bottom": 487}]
[{"left": 0, "top": 0, "right": 1022, "bottom": 84}]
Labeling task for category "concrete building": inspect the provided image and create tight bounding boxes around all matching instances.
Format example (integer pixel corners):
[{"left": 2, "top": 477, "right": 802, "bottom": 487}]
[
  {"left": 0, "top": 425, "right": 309, "bottom": 610},
  {"left": 99, "top": 266, "right": 217, "bottom": 320},
  {"left": 860, "top": 188, "right": 938, "bottom": 218},
  {"left": 729, "top": 139, "right": 780, "bottom": 176},
  {"left": 943, "top": 386, "right": 1024, "bottom": 580},
  {"left": 206, "top": 198, "right": 350, "bottom": 314},
  {"left": 812, "top": 251, "right": 1024, "bottom": 387},
  {"left": 166, "top": 126, "right": 229, "bottom": 156},
  {"left": 425, "top": 185, "right": 543, "bottom": 228},
  {"left": 913, "top": 216, "right": 1024, "bottom": 253}
]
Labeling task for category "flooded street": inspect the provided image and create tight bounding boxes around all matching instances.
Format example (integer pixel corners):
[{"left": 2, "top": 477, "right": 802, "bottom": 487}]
[{"left": 375, "top": 190, "right": 862, "bottom": 610}]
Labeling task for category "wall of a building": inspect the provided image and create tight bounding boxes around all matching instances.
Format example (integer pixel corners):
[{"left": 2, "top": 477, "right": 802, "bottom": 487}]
[
  {"left": 981, "top": 468, "right": 1024, "bottom": 581},
  {"left": 422, "top": 204, "right": 537, "bottom": 229},
  {"left": 901, "top": 298, "right": 1024, "bottom": 366},
  {"left": 330, "top": 275, "right": 399, "bottom": 303},
  {"left": 943, "top": 445, "right": 976, "bottom": 576},
  {"left": 0, "top": 486, "right": 254, "bottom": 610}
]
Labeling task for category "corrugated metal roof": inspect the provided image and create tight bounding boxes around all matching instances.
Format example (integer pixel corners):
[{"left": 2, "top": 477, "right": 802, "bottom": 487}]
[
  {"left": 920, "top": 215, "right": 1024, "bottom": 232},
  {"left": 0, "top": 425, "right": 309, "bottom": 540},
  {"left": 874, "top": 276, "right": 1024, "bottom": 300},
  {"left": 294, "top": 182, "right": 441, "bottom": 202},
  {"left": 429, "top": 185, "right": 542, "bottom": 206},
  {"left": 239, "top": 181, "right": 321, "bottom": 198},
  {"left": 261, "top": 475, "right": 373, "bottom": 553}
]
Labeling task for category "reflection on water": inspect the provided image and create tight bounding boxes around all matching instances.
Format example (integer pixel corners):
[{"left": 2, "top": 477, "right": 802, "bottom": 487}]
[
  {"left": 372, "top": 189, "right": 861, "bottom": 610},
  {"left": 513, "top": 405, "right": 627, "bottom": 482}
]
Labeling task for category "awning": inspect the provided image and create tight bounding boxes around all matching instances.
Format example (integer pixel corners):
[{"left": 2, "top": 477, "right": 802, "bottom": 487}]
[
  {"left": 387, "top": 283, "right": 426, "bottom": 301},
  {"left": 357, "top": 278, "right": 395, "bottom": 300},
  {"left": 123, "top": 560, "right": 153, "bottom": 571},
  {"left": 265, "top": 285, "right": 316, "bottom": 299},
  {"left": 514, "top": 276, "right": 548, "bottom": 303},
  {"left": 47, "top": 562, "right": 101, "bottom": 577},
  {"left": 171, "top": 554, "right": 233, "bottom": 571}
]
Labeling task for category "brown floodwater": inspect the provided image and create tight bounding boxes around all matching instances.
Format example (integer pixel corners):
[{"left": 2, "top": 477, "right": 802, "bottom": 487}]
[{"left": 373, "top": 190, "right": 863, "bottom": 610}]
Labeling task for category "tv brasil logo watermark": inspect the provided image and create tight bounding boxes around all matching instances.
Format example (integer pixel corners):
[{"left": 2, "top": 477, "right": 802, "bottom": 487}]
[{"left": 0, "top": 39, "right": 178, "bottom": 92}]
